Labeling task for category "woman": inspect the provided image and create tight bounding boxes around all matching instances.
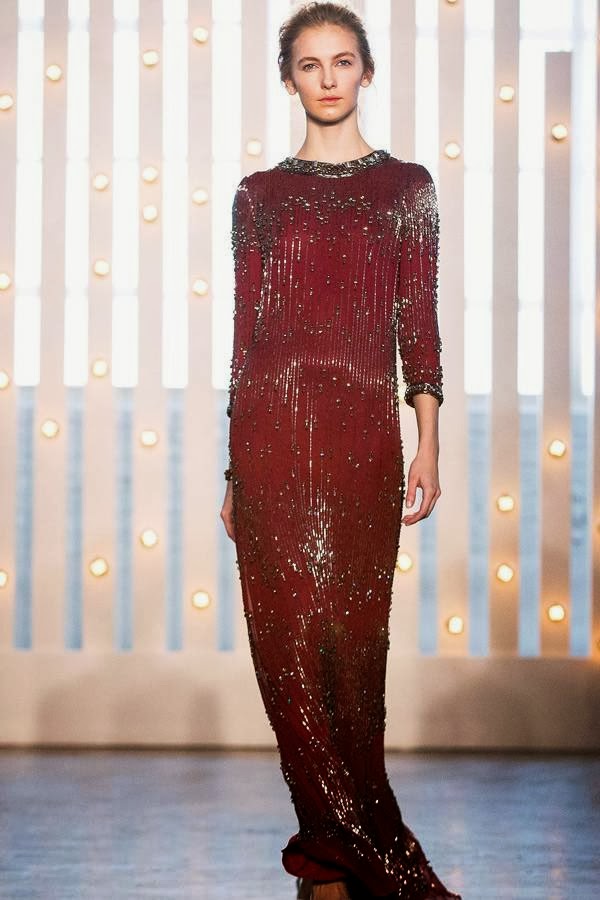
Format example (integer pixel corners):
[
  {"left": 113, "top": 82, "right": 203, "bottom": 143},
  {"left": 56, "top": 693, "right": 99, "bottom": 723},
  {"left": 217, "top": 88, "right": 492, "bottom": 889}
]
[{"left": 220, "top": 4, "right": 460, "bottom": 899}]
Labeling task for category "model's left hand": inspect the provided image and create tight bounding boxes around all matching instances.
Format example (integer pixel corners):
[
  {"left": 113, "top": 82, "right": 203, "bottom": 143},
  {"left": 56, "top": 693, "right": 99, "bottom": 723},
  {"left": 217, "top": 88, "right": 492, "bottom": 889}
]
[{"left": 401, "top": 449, "right": 441, "bottom": 525}]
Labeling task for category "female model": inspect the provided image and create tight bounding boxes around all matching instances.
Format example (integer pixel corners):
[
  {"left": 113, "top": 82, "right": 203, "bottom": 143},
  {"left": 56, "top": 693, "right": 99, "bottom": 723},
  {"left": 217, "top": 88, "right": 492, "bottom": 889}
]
[{"left": 220, "top": 4, "right": 461, "bottom": 899}]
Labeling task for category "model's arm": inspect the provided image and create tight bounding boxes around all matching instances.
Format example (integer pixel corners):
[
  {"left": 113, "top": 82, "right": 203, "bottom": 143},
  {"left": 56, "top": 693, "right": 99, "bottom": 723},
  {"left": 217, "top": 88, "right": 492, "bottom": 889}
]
[
  {"left": 227, "top": 177, "right": 263, "bottom": 423},
  {"left": 396, "top": 165, "right": 443, "bottom": 523}
]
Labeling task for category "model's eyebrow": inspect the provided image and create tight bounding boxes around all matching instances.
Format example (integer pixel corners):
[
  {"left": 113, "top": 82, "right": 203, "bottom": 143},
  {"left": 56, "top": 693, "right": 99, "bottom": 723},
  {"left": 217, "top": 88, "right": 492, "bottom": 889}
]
[{"left": 297, "top": 51, "right": 356, "bottom": 65}]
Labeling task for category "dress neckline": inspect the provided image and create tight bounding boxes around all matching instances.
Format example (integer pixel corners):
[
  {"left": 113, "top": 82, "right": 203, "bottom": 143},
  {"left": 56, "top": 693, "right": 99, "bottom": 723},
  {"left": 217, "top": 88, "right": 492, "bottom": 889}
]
[{"left": 275, "top": 148, "right": 391, "bottom": 177}]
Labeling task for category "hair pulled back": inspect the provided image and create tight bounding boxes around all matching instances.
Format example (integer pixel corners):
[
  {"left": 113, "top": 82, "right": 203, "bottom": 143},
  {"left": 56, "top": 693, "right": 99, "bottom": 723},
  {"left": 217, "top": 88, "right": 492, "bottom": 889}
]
[{"left": 277, "top": 2, "right": 375, "bottom": 86}]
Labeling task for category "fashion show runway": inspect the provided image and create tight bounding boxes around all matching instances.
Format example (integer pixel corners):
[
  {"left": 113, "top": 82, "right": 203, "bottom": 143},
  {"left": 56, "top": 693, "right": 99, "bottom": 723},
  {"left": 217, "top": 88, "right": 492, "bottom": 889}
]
[{"left": 0, "top": 749, "right": 598, "bottom": 899}]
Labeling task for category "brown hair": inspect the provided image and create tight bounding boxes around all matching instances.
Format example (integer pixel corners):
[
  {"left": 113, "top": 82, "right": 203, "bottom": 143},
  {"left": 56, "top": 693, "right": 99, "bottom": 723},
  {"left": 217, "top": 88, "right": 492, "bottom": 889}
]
[{"left": 277, "top": 1, "right": 375, "bottom": 86}]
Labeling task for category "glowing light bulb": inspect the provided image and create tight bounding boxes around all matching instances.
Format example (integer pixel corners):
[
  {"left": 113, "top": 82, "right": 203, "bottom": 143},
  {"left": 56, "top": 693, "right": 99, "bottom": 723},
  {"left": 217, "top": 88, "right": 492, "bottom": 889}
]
[
  {"left": 496, "top": 563, "right": 514, "bottom": 583},
  {"left": 547, "top": 438, "right": 567, "bottom": 458},
  {"left": 91, "top": 358, "right": 109, "bottom": 378},
  {"left": 192, "top": 188, "right": 209, "bottom": 205},
  {"left": 89, "top": 557, "right": 109, "bottom": 577},
  {"left": 93, "top": 173, "right": 109, "bottom": 191},
  {"left": 142, "top": 166, "right": 159, "bottom": 183},
  {"left": 447, "top": 615, "right": 464, "bottom": 635},
  {"left": 498, "top": 85, "right": 515, "bottom": 102},
  {"left": 547, "top": 603, "right": 566, "bottom": 622},
  {"left": 140, "top": 529, "right": 159, "bottom": 548},
  {"left": 192, "top": 278, "right": 209, "bottom": 296},
  {"left": 41, "top": 418, "right": 60, "bottom": 439},
  {"left": 140, "top": 429, "right": 158, "bottom": 447},
  {"left": 496, "top": 493, "right": 515, "bottom": 512},
  {"left": 550, "top": 123, "right": 568, "bottom": 141},
  {"left": 246, "top": 139, "right": 262, "bottom": 158},
  {"left": 444, "top": 141, "right": 461, "bottom": 159},
  {"left": 192, "top": 27, "right": 209, "bottom": 44},
  {"left": 46, "top": 64, "right": 63, "bottom": 82},
  {"left": 93, "top": 259, "right": 110, "bottom": 277},
  {"left": 142, "top": 204, "right": 159, "bottom": 222},
  {"left": 395, "top": 552, "right": 413, "bottom": 573},
  {"left": 192, "top": 590, "right": 211, "bottom": 609},
  {"left": 142, "top": 49, "right": 159, "bottom": 67}
]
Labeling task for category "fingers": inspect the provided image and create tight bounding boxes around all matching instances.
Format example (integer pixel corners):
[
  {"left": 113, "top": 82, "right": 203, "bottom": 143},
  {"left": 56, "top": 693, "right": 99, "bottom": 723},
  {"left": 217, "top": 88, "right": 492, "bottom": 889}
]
[
  {"left": 402, "top": 482, "right": 441, "bottom": 524},
  {"left": 220, "top": 507, "right": 236, "bottom": 542}
]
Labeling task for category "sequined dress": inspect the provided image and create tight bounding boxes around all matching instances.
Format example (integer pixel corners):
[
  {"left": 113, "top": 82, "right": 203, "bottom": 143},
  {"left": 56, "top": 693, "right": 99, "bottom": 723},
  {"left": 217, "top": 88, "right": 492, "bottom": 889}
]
[{"left": 226, "top": 149, "right": 459, "bottom": 899}]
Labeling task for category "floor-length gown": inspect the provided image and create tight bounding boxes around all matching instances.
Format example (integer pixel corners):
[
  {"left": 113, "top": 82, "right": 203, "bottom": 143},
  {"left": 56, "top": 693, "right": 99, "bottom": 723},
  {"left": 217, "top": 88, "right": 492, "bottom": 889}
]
[{"left": 226, "top": 149, "right": 460, "bottom": 899}]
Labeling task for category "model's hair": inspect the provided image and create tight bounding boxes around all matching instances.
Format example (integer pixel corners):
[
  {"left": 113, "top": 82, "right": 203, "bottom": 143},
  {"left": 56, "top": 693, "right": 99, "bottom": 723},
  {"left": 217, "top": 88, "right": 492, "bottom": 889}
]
[{"left": 277, "top": 1, "right": 375, "bottom": 86}]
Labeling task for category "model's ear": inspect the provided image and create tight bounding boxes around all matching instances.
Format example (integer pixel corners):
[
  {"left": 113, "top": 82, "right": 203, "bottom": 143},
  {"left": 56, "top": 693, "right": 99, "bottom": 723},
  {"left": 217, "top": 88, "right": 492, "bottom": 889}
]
[{"left": 361, "top": 69, "right": 374, "bottom": 87}]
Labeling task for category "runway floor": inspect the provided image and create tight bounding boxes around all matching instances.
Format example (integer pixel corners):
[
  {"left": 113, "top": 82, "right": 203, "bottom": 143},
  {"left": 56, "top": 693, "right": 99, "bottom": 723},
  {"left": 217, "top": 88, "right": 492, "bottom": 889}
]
[{"left": 0, "top": 749, "right": 598, "bottom": 899}]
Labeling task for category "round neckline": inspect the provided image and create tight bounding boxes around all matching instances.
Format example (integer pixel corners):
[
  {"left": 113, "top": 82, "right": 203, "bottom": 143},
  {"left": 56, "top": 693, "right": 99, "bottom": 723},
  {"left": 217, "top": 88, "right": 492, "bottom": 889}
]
[{"left": 276, "top": 148, "right": 391, "bottom": 177}]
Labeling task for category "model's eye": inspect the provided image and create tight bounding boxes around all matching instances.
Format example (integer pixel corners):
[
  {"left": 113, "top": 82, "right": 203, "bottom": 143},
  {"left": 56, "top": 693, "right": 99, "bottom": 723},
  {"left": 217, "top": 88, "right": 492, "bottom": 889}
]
[{"left": 302, "top": 59, "right": 352, "bottom": 71}]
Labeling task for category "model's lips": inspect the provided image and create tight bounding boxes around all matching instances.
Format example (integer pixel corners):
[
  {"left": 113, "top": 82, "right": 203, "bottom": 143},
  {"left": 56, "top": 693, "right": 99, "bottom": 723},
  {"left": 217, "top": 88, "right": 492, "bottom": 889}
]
[{"left": 319, "top": 97, "right": 341, "bottom": 102}]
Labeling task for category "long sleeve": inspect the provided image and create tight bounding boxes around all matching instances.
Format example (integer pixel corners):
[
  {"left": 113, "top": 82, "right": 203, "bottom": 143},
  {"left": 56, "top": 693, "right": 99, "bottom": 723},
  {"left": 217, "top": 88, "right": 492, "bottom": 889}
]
[
  {"left": 396, "top": 164, "right": 444, "bottom": 408},
  {"left": 227, "top": 176, "right": 263, "bottom": 419}
]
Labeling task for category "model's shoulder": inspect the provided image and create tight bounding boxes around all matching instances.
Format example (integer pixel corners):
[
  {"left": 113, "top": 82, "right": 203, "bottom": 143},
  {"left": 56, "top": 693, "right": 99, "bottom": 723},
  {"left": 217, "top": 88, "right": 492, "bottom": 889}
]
[
  {"left": 234, "top": 169, "right": 272, "bottom": 207},
  {"left": 236, "top": 168, "right": 272, "bottom": 190},
  {"left": 387, "top": 157, "right": 434, "bottom": 186}
]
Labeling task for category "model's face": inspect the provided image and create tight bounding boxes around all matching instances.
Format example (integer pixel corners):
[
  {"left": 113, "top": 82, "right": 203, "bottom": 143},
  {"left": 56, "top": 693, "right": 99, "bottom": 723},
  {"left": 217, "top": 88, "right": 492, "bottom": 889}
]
[{"left": 285, "top": 25, "right": 371, "bottom": 119}]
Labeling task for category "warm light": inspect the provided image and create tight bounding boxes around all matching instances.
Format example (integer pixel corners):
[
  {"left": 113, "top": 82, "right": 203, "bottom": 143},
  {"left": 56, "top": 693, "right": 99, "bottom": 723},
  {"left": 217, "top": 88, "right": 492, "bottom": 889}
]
[
  {"left": 192, "top": 590, "right": 211, "bottom": 610},
  {"left": 496, "top": 563, "right": 514, "bottom": 583},
  {"left": 550, "top": 123, "right": 568, "bottom": 141},
  {"left": 498, "top": 84, "right": 515, "bottom": 102},
  {"left": 395, "top": 552, "right": 413, "bottom": 573},
  {"left": 246, "top": 139, "right": 262, "bottom": 158},
  {"left": 142, "top": 49, "right": 160, "bottom": 67},
  {"left": 547, "top": 438, "right": 567, "bottom": 458},
  {"left": 89, "top": 557, "right": 109, "bottom": 577},
  {"left": 444, "top": 141, "right": 461, "bottom": 159},
  {"left": 547, "top": 603, "right": 566, "bottom": 622},
  {"left": 0, "top": 93, "right": 14, "bottom": 111},
  {"left": 192, "top": 278, "right": 209, "bottom": 296},
  {"left": 142, "top": 165, "right": 159, "bottom": 183},
  {"left": 0, "top": 272, "right": 11, "bottom": 290},
  {"left": 41, "top": 418, "right": 60, "bottom": 439},
  {"left": 446, "top": 615, "right": 464, "bottom": 635},
  {"left": 496, "top": 493, "right": 515, "bottom": 512},
  {"left": 93, "top": 259, "right": 110, "bottom": 277},
  {"left": 92, "top": 173, "right": 109, "bottom": 191},
  {"left": 0, "top": 570, "right": 8, "bottom": 588},
  {"left": 192, "top": 26, "right": 209, "bottom": 44},
  {"left": 0, "top": 371, "right": 10, "bottom": 390},
  {"left": 46, "top": 64, "right": 63, "bottom": 82},
  {"left": 91, "top": 358, "right": 109, "bottom": 378},
  {"left": 192, "top": 187, "right": 209, "bottom": 205},
  {"left": 142, "top": 204, "right": 159, "bottom": 223},
  {"left": 140, "top": 429, "right": 159, "bottom": 447},
  {"left": 140, "top": 529, "right": 159, "bottom": 548}
]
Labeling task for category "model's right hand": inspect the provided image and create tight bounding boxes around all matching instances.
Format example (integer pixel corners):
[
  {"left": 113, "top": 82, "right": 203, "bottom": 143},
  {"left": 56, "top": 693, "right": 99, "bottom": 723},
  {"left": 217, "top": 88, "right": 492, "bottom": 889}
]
[{"left": 220, "top": 480, "right": 236, "bottom": 542}]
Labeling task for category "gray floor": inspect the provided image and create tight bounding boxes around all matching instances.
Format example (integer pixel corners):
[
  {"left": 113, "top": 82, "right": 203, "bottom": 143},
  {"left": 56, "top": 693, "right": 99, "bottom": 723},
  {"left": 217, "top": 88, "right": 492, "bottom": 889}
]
[{"left": 0, "top": 749, "right": 598, "bottom": 899}]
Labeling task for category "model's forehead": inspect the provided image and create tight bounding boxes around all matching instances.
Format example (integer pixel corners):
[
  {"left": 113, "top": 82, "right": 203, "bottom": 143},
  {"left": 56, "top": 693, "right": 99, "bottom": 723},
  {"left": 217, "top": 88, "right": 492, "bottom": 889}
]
[{"left": 293, "top": 24, "right": 358, "bottom": 58}]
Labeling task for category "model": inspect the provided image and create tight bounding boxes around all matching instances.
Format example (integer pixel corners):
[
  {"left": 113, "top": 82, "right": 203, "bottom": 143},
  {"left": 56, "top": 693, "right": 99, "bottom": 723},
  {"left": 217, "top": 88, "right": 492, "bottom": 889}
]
[{"left": 220, "top": 3, "right": 460, "bottom": 899}]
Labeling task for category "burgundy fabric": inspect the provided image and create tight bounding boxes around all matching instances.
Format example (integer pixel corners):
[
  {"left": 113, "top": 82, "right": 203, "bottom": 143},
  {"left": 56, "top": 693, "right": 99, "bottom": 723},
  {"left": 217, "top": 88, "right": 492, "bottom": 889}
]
[{"left": 226, "top": 153, "right": 459, "bottom": 899}]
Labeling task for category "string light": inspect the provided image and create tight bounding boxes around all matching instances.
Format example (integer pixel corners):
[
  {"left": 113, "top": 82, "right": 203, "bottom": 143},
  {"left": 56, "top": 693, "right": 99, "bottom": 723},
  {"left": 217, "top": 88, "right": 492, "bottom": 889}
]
[
  {"left": 446, "top": 616, "right": 464, "bottom": 635},
  {"left": 192, "top": 591, "right": 211, "bottom": 610},
  {"left": 89, "top": 557, "right": 109, "bottom": 577}
]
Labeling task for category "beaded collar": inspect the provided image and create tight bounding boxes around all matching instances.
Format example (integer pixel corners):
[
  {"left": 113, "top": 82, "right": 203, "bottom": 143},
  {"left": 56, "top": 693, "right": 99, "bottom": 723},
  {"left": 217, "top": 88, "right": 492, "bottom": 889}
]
[{"left": 276, "top": 148, "right": 391, "bottom": 177}]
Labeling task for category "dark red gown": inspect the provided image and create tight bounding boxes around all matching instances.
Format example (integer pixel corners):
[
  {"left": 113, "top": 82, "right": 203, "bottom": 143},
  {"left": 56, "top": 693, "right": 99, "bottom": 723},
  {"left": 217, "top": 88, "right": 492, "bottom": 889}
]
[{"left": 226, "top": 149, "right": 459, "bottom": 899}]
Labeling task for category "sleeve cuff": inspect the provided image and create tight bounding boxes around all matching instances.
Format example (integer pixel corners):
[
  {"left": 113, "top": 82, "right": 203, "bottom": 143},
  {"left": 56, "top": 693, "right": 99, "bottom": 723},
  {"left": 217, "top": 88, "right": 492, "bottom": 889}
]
[{"left": 404, "top": 382, "right": 444, "bottom": 408}]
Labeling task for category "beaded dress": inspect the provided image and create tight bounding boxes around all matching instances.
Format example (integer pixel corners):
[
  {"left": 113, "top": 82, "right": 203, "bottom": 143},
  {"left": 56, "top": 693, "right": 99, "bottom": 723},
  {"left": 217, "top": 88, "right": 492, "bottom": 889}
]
[{"left": 226, "top": 149, "right": 459, "bottom": 899}]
